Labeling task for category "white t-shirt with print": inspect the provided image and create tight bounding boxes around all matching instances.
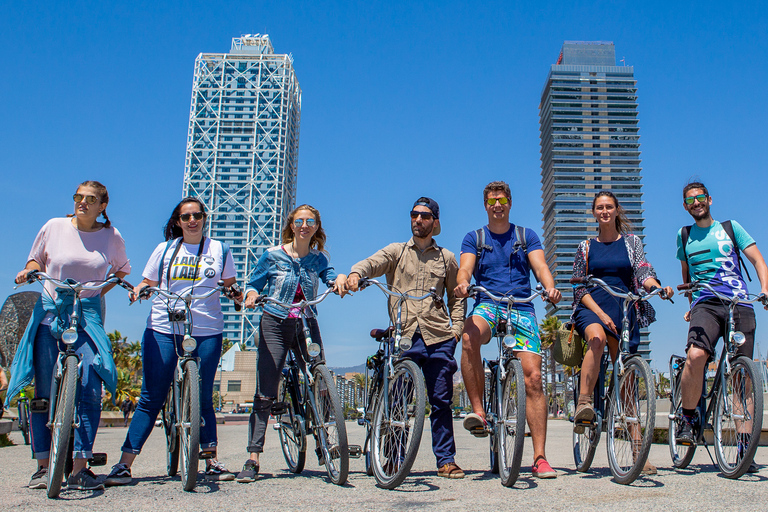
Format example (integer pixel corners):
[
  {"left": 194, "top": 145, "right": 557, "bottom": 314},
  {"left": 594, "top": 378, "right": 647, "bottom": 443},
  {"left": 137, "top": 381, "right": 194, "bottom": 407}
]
[{"left": 142, "top": 238, "right": 236, "bottom": 336}]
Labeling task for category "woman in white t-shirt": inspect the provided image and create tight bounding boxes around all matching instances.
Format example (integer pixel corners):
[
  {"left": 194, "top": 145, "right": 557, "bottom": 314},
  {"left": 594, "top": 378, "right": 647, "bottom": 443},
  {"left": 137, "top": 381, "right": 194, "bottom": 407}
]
[
  {"left": 106, "top": 198, "right": 239, "bottom": 485},
  {"left": 9, "top": 180, "right": 131, "bottom": 491}
]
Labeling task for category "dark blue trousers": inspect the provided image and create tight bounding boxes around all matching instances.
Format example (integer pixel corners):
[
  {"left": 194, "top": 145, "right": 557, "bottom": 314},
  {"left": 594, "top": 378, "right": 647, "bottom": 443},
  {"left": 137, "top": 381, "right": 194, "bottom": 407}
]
[{"left": 401, "top": 334, "right": 458, "bottom": 468}]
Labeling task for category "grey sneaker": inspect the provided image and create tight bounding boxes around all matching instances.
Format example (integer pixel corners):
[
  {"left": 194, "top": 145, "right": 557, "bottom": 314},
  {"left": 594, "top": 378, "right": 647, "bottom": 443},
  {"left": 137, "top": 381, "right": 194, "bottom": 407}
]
[
  {"left": 463, "top": 413, "right": 489, "bottom": 437},
  {"left": 236, "top": 460, "right": 259, "bottom": 483},
  {"left": 105, "top": 463, "right": 132, "bottom": 486},
  {"left": 67, "top": 467, "right": 105, "bottom": 491},
  {"left": 205, "top": 461, "right": 235, "bottom": 481},
  {"left": 28, "top": 467, "right": 48, "bottom": 489}
]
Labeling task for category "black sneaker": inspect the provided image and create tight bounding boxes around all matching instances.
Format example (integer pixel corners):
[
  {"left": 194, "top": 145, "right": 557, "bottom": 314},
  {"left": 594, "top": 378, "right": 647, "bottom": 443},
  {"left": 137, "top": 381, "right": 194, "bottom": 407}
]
[
  {"left": 28, "top": 467, "right": 48, "bottom": 489},
  {"left": 67, "top": 467, "right": 105, "bottom": 491},
  {"left": 747, "top": 461, "right": 760, "bottom": 474},
  {"left": 235, "top": 460, "right": 259, "bottom": 483},
  {"left": 675, "top": 416, "right": 695, "bottom": 446},
  {"left": 205, "top": 461, "right": 236, "bottom": 481},
  {"left": 105, "top": 463, "right": 132, "bottom": 486}
]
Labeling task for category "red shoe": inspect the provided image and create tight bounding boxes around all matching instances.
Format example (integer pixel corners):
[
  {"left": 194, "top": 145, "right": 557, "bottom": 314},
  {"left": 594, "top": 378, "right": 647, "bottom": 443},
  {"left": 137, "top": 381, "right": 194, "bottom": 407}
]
[{"left": 532, "top": 458, "right": 557, "bottom": 479}]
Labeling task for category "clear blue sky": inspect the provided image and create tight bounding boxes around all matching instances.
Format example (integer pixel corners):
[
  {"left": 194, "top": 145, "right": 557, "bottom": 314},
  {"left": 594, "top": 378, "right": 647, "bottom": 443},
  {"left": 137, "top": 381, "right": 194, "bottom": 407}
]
[{"left": 2, "top": 0, "right": 767, "bottom": 373}]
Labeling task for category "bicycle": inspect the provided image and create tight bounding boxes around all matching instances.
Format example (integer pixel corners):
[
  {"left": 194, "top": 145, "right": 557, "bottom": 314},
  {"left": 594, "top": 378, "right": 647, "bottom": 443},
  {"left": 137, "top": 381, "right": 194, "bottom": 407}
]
[
  {"left": 253, "top": 287, "right": 353, "bottom": 485},
  {"left": 16, "top": 270, "right": 133, "bottom": 498},
  {"left": 465, "top": 284, "right": 548, "bottom": 487},
  {"left": 569, "top": 275, "right": 668, "bottom": 484},
  {"left": 137, "top": 280, "right": 241, "bottom": 492},
  {"left": 17, "top": 390, "right": 31, "bottom": 445},
  {"left": 356, "top": 278, "right": 443, "bottom": 489},
  {"left": 668, "top": 280, "right": 765, "bottom": 478}
]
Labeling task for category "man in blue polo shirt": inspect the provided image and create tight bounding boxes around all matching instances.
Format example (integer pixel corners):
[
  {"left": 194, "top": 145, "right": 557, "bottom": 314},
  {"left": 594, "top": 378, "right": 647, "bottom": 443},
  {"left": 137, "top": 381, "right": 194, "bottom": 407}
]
[
  {"left": 454, "top": 181, "right": 562, "bottom": 479},
  {"left": 675, "top": 181, "right": 768, "bottom": 473}
]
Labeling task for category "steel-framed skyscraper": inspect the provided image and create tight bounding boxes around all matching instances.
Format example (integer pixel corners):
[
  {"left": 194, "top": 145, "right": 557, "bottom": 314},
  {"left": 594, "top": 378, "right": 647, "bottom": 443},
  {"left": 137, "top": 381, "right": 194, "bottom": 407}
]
[
  {"left": 183, "top": 34, "right": 301, "bottom": 347},
  {"left": 539, "top": 41, "right": 650, "bottom": 361}
]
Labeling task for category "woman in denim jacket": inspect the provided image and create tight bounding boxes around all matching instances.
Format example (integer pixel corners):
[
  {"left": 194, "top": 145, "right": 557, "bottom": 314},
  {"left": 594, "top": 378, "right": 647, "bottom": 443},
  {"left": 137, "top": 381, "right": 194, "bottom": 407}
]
[{"left": 236, "top": 204, "right": 346, "bottom": 482}]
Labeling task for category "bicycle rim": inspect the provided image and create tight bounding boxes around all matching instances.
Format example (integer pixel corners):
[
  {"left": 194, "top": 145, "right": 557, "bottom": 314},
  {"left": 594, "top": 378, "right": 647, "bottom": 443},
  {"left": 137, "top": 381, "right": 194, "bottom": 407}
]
[
  {"left": 163, "top": 388, "right": 179, "bottom": 477},
  {"left": 313, "top": 365, "right": 349, "bottom": 485},
  {"left": 498, "top": 359, "right": 526, "bottom": 487},
  {"left": 572, "top": 373, "right": 600, "bottom": 473},
  {"left": 276, "top": 373, "right": 306, "bottom": 473},
  {"left": 48, "top": 356, "right": 77, "bottom": 498},
  {"left": 606, "top": 357, "right": 655, "bottom": 484},
  {"left": 668, "top": 373, "right": 695, "bottom": 469},
  {"left": 371, "top": 360, "right": 426, "bottom": 489},
  {"left": 179, "top": 361, "right": 200, "bottom": 492},
  {"left": 714, "top": 357, "right": 763, "bottom": 478}
]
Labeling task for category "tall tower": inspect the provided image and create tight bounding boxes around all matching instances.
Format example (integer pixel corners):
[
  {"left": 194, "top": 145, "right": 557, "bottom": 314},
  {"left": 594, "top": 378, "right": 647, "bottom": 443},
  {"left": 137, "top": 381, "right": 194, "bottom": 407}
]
[
  {"left": 183, "top": 34, "right": 301, "bottom": 347},
  {"left": 539, "top": 41, "right": 650, "bottom": 362}
]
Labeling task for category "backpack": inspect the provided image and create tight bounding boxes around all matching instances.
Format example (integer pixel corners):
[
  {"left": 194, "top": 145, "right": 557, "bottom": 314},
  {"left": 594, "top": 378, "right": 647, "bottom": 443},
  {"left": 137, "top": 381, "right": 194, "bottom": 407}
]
[
  {"left": 474, "top": 225, "right": 534, "bottom": 281},
  {"left": 680, "top": 220, "right": 751, "bottom": 283}
]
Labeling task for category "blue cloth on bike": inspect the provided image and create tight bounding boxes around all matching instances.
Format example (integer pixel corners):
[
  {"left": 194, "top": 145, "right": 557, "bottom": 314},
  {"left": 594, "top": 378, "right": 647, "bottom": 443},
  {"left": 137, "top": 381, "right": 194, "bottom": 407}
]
[
  {"left": 4, "top": 292, "right": 117, "bottom": 407},
  {"left": 572, "top": 239, "right": 640, "bottom": 353}
]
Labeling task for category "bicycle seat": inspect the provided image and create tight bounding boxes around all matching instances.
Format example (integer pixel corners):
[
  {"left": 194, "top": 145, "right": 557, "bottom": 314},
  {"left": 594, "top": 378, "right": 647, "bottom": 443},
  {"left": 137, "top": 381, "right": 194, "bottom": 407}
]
[{"left": 370, "top": 327, "right": 394, "bottom": 341}]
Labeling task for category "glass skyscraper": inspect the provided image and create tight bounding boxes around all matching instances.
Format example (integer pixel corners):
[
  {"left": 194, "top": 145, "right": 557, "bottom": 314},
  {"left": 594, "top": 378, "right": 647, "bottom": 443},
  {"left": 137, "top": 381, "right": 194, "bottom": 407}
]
[
  {"left": 183, "top": 34, "right": 301, "bottom": 347},
  {"left": 539, "top": 41, "right": 650, "bottom": 361}
]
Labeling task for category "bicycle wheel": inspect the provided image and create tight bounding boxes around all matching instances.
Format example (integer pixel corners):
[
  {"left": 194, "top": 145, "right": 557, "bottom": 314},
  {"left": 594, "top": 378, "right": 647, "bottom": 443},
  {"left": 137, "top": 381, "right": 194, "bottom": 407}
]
[
  {"left": 371, "top": 359, "right": 426, "bottom": 489},
  {"left": 572, "top": 372, "right": 600, "bottom": 473},
  {"left": 312, "top": 365, "right": 349, "bottom": 485},
  {"left": 162, "top": 388, "right": 179, "bottom": 477},
  {"left": 48, "top": 355, "right": 78, "bottom": 498},
  {"left": 179, "top": 361, "right": 200, "bottom": 492},
  {"left": 714, "top": 356, "right": 763, "bottom": 478},
  {"left": 19, "top": 401, "right": 31, "bottom": 446},
  {"left": 498, "top": 358, "right": 526, "bottom": 487},
  {"left": 668, "top": 370, "right": 695, "bottom": 469},
  {"left": 606, "top": 356, "right": 655, "bottom": 484},
  {"left": 276, "top": 373, "right": 306, "bottom": 473}
]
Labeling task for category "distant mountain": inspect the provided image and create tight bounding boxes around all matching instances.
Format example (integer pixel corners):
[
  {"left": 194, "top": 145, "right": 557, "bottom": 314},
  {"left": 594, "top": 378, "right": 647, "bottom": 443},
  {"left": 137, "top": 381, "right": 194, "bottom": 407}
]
[{"left": 329, "top": 363, "right": 366, "bottom": 375}]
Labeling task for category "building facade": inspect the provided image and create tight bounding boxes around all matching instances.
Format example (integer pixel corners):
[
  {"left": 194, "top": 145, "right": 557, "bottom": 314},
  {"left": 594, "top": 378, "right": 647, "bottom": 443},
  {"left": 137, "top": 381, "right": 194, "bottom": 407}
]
[
  {"left": 539, "top": 41, "right": 651, "bottom": 362},
  {"left": 183, "top": 34, "right": 301, "bottom": 347}
]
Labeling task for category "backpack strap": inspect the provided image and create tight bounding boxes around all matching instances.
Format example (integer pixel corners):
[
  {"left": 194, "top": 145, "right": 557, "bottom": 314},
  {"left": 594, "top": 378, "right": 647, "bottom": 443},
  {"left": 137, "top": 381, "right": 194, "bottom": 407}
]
[
  {"left": 680, "top": 224, "right": 692, "bottom": 283},
  {"left": 221, "top": 241, "right": 231, "bottom": 276},
  {"left": 157, "top": 239, "right": 179, "bottom": 285},
  {"left": 722, "top": 220, "right": 752, "bottom": 282},
  {"left": 512, "top": 225, "right": 527, "bottom": 254}
]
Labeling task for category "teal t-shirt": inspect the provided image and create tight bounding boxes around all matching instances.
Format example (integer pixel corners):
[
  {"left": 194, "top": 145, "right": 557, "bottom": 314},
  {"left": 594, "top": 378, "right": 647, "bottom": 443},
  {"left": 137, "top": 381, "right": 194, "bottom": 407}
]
[{"left": 676, "top": 220, "right": 755, "bottom": 306}]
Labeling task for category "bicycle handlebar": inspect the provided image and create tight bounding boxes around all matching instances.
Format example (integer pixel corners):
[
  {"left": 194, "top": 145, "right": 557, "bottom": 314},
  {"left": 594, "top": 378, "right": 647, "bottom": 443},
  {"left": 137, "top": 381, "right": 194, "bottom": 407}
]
[
  {"left": 677, "top": 280, "right": 767, "bottom": 306},
  {"left": 571, "top": 275, "right": 671, "bottom": 302},
  {"left": 467, "top": 284, "right": 548, "bottom": 304},
  {"left": 252, "top": 286, "right": 336, "bottom": 310},
  {"left": 358, "top": 277, "right": 441, "bottom": 303},
  {"left": 19, "top": 270, "right": 134, "bottom": 294},
  {"left": 138, "top": 280, "right": 237, "bottom": 303}
]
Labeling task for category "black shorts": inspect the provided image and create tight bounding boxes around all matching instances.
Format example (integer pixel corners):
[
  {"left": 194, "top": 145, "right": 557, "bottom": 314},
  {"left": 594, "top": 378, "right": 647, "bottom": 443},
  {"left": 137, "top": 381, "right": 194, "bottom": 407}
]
[{"left": 687, "top": 299, "right": 756, "bottom": 360}]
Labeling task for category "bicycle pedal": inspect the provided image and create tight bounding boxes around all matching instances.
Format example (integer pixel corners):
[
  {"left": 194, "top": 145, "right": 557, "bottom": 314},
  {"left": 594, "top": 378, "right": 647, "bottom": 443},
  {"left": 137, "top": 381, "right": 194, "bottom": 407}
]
[
  {"left": 348, "top": 444, "right": 362, "bottom": 458},
  {"left": 524, "top": 431, "right": 531, "bottom": 437},
  {"left": 357, "top": 418, "right": 367, "bottom": 426},
  {"left": 199, "top": 450, "right": 216, "bottom": 459},
  {"left": 88, "top": 453, "right": 108, "bottom": 466},
  {"left": 270, "top": 402, "right": 289, "bottom": 415},
  {"left": 315, "top": 446, "right": 325, "bottom": 465},
  {"left": 469, "top": 426, "right": 490, "bottom": 438}
]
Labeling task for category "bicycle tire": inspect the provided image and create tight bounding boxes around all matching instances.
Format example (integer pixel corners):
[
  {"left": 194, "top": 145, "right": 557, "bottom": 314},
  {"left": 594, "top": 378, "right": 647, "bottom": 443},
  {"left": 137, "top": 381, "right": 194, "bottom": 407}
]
[
  {"left": 606, "top": 356, "right": 655, "bottom": 484},
  {"left": 19, "top": 401, "right": 31, "bottom": 446},
  {"left": 714, "top": 356, "right": 763, "bottom": 478},
  {"left": 371, "top": 359, "right": 426, "bottom": 489},
  {"left": 162, "top": 388, "right": 179, "bottom": 477},
  {"left": 276, "top": 373, "right": 306, "bottom": 473},
  {"left": 363, "top": 390, "right": 377, "bottom": 477},
  {"left": 47, "top": 355, "right": 78, "bottom": 498},
  {"left": 312, "top": 365, "right": 349, "bottom": 485},
  {"left": 179, "top": 361, "right": 200, "bottom": 492},
  {"left": 668, "top": 369, "right": 695, "bottom": 469},
  {"left": 572, "top": 372, "right": 600, "bottom": 473},
  {"left": 498, "top": 358, "right": 526, "bottom": 487}
]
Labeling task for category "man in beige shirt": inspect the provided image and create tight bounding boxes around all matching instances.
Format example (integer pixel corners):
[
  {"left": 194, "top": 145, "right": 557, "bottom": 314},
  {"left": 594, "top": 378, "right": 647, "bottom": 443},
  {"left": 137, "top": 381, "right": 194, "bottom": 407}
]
[{"left": 344, "top": 197, "right": 466, "bottom": 479}]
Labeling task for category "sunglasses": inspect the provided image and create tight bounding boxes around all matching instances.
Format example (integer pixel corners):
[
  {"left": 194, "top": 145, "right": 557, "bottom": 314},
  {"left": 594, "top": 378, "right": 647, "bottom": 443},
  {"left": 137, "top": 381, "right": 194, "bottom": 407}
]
[
  {"left": 486, "top": 197, "right": 509, "bottom": 206},
  {"left": 73, "top": 193, "right": 98, "bottom": 205},
  {"left": 293, "top": 218, "right": 316, "bottom": 227},
  {"left": 179, "top": 212, "right": 205, "bottom": 222},
  {"left": 684, "top": 194, "right": 708, "bottom": 205},
  {"left": 410, "top": 211, "right": 434, "bottom": 220}
]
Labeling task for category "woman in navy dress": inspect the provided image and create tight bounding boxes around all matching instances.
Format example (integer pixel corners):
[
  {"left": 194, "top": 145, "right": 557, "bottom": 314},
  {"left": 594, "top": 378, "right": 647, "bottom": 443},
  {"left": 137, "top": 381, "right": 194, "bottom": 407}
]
[{"left": 570, "top": 191, "right": 672, "bottom": 472}]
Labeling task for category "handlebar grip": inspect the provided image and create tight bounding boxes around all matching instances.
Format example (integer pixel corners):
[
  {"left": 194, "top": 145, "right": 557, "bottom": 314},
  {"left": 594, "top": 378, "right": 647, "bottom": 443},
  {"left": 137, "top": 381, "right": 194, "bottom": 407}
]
[
  {"left": 138, "top": 287, "right": 152, "bottom": 300},
  {"left": 26, "top": 269, "right": 40, "bottom": 283},
  {"left": 677, "top": 283, "right": 695, "bottom": 291},
  {"left": 570, "top": 277, "right": 588, "bottom": 284}
]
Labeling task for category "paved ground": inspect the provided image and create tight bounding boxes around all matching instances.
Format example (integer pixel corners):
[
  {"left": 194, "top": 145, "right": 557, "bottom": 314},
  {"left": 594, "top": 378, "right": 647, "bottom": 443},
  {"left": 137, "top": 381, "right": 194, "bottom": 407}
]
[{"left": 1, "top": 418, "right": 767, "bottom": 511}]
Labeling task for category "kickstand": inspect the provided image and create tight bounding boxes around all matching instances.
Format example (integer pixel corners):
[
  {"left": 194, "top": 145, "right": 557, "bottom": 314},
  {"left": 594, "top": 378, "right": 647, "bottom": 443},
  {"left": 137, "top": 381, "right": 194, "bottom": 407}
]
[{"left": 702, "top": 441, "right": 717, "bottom": 467}]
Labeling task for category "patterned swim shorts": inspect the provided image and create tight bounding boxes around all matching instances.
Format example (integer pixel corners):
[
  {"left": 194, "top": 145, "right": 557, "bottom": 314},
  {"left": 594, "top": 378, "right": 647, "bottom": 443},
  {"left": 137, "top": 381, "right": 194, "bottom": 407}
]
[{"left": 470, "top": 302, "right": 541, "bottom": 354}]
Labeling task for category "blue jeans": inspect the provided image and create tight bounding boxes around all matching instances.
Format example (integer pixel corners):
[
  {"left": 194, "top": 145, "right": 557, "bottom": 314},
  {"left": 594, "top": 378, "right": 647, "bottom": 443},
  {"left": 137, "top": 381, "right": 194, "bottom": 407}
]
[
  {"left": 31, "top": 326, "right": 102, "bottom": 460},
  {"left": 401, "top": 334, "right": 458, "bottom": 468},
  {"left": 121, "top": 329, "right": 222, "bottom": 454}
]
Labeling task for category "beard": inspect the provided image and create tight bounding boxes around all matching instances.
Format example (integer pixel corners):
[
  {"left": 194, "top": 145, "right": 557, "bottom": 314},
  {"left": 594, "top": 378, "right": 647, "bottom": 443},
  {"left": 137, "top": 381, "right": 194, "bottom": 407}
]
[
  {"left": 690, "top": 202, "right": 710, "bottom": 221},
  {"left": 412, "top": 223, "right": 433, "bottom": 238}
]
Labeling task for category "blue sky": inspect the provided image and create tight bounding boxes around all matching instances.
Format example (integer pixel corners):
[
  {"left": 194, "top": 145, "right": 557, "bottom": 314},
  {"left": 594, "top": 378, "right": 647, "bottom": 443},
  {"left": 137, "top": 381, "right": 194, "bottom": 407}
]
[{"left": 2, "top": 0, "right": 767, "bottom": 373}]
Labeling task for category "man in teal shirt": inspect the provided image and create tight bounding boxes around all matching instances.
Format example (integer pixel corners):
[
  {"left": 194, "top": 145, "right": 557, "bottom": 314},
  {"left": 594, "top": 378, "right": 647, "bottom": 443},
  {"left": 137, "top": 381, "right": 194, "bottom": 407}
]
[{"left": 675, "top": 181, "right": 768, "bottom": 468}]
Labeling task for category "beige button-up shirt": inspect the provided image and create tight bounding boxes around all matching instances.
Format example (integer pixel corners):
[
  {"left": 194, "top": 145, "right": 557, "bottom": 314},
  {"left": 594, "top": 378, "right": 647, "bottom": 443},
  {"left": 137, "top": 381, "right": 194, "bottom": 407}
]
[{"left": 350, "top": 238, "right": 465, "bottom": 345}]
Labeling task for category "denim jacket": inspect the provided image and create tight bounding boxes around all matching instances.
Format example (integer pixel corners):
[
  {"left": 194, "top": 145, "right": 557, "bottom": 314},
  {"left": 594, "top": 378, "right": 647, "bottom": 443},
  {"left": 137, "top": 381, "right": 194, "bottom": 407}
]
[{"left": 246, "top": 245, "right": 337, "bottom": 319}]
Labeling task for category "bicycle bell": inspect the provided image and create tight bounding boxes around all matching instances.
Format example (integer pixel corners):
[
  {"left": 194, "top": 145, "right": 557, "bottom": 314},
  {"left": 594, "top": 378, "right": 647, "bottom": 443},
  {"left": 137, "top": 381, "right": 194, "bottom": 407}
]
[
  {"left": 182, "top": 334, "right": 198, "bottom": 352},
  {"left": 61, "top": 327, "right": 78, "bottom": 345}
]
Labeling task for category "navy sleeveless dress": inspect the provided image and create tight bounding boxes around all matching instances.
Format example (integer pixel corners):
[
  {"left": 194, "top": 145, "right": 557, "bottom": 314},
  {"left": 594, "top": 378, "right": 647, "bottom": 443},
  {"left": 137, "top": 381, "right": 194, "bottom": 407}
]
[{"left": 573, "top": 238, "right": 640, "bottom": 353}]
